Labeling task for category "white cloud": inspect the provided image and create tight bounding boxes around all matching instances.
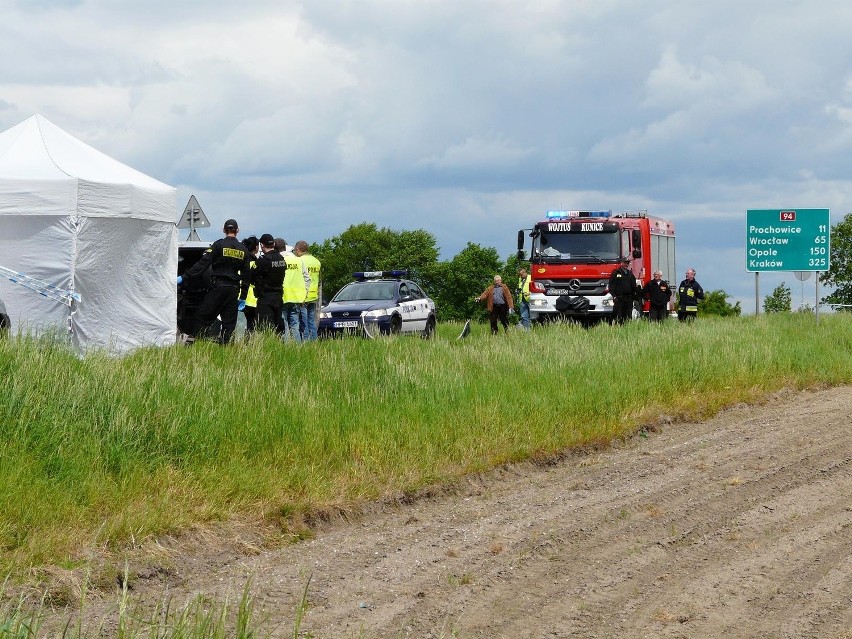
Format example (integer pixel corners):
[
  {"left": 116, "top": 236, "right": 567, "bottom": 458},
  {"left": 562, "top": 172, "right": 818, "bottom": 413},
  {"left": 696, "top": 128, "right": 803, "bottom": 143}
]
[
  {"left": 644, "top": 45, "right": 775, "bottom": 113},
  {"left": 588, "top": 46, "right": 777, "bottom": 167},
  {"left": 3, "top": 0, "right": 852, "bottom": 307},
  {"left": 417, "top": 135, "right": 533, "bottom": 171}
]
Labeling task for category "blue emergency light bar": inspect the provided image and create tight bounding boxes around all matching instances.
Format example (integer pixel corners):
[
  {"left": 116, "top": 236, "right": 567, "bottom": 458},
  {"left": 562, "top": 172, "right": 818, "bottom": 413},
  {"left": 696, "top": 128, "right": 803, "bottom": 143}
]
[
  {"left": 353, "top": 270, "right": 409, "bottom": 280},
  {"left": 545, "top": 210, "right": 612, "bottom": 220}
]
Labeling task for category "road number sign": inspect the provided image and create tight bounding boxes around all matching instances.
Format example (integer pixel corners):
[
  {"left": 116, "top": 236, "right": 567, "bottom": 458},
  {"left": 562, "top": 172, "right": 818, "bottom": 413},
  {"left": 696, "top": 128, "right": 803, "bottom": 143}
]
[{"left": 746, "top": 209, "right": 830, "bottom": 272}]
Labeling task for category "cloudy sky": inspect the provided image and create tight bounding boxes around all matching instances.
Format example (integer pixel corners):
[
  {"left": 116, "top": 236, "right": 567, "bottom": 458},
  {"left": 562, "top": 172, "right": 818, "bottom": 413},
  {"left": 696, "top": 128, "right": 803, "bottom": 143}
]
[{"left": 3, "top": 0, "right": 851, "bottom": 311}]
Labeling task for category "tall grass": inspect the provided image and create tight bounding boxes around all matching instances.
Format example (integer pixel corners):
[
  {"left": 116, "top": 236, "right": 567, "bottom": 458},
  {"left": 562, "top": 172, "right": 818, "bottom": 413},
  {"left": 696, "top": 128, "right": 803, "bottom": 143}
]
[
  {"left": 0, "top": 574, "right": 272, "bottom": 639},
  {"left": 0, "top": 313, "right": 850, "bottom": 575}
]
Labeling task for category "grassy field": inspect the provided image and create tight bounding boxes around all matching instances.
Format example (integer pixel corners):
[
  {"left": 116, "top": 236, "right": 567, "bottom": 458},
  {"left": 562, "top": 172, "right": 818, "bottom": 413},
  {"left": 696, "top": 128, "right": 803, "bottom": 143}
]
[{"left": 1, "top": 312, "right": 850, "bottom": 585}]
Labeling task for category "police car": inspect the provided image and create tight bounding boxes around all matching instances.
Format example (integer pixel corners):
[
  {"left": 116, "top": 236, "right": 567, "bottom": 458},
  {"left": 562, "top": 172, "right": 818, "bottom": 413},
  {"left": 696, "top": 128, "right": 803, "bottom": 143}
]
[{"left": 319, "top": 271, "right": 437, "bottom": 338}]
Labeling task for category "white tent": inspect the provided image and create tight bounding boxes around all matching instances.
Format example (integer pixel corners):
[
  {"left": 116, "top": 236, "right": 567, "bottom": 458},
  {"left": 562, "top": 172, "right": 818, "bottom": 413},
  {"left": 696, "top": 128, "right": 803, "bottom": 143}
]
[{"left": 0, "top": 114, "right": 177, "bottom": 355}]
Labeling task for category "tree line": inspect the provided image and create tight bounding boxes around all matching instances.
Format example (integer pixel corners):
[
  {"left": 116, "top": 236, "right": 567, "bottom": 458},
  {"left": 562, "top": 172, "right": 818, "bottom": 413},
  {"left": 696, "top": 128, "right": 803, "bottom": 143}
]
[{"left": 312, "top": 214, "right": 852, "bottom": 321}]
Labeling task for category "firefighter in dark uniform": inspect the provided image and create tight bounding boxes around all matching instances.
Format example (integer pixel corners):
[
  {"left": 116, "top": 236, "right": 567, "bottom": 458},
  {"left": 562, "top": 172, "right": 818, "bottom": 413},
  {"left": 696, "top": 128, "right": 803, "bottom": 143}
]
[
  {"left": 677, "top": 267, "right": 704, "bottom": 322},
  {"left": 180, "top": 218, "right": 251, "bottom": 344},
  {"left": 642, "top": 270, "right": 672, "bottom": 321},
  {"left": 252, "top": 233, "right": 287, "bottom": 335},
  {"left": 608, "top": 257, "right": 638, "bottom": 324}
]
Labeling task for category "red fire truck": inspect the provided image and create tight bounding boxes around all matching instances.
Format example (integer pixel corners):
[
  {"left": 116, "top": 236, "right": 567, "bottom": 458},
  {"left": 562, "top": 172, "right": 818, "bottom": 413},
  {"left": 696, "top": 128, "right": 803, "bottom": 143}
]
[{"left": 517, "top": 210, "right": 676, "bottom": 324}]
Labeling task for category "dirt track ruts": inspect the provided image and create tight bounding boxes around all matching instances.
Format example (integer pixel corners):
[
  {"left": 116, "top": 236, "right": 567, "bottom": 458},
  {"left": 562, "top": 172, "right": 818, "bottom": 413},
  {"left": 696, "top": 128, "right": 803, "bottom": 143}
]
[{"left": 76, "top": 386, "right": 852, "bottom": 638}]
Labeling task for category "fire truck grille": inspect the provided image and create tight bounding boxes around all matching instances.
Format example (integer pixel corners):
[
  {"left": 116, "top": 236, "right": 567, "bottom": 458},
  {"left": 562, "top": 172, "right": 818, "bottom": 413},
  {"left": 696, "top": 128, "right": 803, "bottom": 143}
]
[{"left": 544, "top": 279, "right": 608, "bottom": 296}]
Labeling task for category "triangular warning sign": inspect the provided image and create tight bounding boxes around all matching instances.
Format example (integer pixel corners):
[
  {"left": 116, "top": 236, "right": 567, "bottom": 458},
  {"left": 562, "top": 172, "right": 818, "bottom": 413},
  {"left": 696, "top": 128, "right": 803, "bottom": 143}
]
[{"left": 177, "top": 195, "right": 211, "bottom": 229}]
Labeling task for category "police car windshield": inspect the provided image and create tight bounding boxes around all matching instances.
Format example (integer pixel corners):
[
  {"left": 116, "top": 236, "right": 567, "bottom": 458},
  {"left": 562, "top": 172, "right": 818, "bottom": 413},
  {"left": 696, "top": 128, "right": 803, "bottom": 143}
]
[
  {"left": 535, "top": 231, "right": 619, "bottom": 262},
  {"left": 334, "top": 281, "right": 397, "bottom": 302}
]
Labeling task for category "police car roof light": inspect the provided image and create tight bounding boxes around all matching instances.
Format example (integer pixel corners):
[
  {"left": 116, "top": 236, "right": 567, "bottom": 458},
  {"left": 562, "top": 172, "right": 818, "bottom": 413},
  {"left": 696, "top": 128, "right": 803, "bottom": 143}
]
[
  {"left": 546, "top": 210, "right": 611, "bottom": 220},
  {"left": 353, "top": 269, "right": 409, "bottom": 280}
]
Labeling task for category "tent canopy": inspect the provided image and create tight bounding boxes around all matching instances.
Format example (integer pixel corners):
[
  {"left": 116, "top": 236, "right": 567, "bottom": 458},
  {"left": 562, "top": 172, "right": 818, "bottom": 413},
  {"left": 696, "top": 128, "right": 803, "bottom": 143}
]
[{"left": 0, "top": 114, "right": 177, "bottom": 355}]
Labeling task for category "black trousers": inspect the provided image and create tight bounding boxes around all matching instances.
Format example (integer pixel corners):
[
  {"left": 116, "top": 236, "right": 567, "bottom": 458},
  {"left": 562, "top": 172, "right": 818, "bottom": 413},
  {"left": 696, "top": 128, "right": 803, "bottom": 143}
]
[
  {"left": 194, "top": 285, "right": 239, "bottom": 343},
  {"left": 256, "top": 294, "right": 284, "bottom": 334},
  {"left": 613, "top": 296, "right": 634, "bottom": 323},
  {"left": 490, "top": 303, "right": 509, "bottom": 334},
  {"left": 243, "top": 306, "right": 257, "bottom": 334},
  {"left": 648, "top": 304, "right": 668, "bottom": 321}
]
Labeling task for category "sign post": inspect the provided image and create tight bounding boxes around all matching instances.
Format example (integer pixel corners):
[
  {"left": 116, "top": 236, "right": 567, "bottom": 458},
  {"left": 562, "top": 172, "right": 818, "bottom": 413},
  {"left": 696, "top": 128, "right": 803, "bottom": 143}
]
[
  {"left": 746, "top": 209, "right": 830, "bottom": 272},
  {"left": 746, "top": 209, "right": 830, "bottom": 319},
  {"left": 177, "top": 195, "right": 210, "bottom": 241}
]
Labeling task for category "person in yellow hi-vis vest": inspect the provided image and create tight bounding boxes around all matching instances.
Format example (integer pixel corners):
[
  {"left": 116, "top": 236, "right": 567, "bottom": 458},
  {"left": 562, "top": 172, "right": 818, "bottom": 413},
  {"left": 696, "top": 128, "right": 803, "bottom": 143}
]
[
  {"left": 295, "top": 240, "right": 321, "bottom": 341},
  {"left": 282, "top": 243, "right": 308, "bottom": 341},
  {"left": 241, "top": 236, "right": 259, "bottom": 336},
  {"left": 517, "top": 267, "right": 531, "bottom": 330}
]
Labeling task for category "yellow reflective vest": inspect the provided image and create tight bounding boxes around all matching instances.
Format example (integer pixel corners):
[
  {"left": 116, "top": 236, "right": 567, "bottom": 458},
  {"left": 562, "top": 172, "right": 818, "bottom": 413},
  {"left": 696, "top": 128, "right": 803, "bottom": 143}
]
[
  {"left": 518, "top": 274, "right": 531, "bottom": 302},
  {"left": 282, "top": 253, "right": 307, "bottom": 304},
  {"left": 302, "top": 253, "right": 321, "bottom": 303},
  {"left": 245, "top": 260, "right": 258, "bottom": 307}
]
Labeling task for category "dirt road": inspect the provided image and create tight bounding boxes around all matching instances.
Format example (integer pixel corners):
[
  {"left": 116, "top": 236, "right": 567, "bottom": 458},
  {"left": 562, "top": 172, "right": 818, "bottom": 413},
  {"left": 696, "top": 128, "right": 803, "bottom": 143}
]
[{"left": 84, "top": 387, "right": 852, "bottom": 638}]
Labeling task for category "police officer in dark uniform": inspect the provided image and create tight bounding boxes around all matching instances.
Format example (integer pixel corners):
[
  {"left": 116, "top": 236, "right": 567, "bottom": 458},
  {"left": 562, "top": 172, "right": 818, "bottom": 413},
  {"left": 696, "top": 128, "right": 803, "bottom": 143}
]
[
  {"left": 608, "top": 257, "right": 638, "bottom": 324},
  {"left": 642, "top": 270, "right": 672, "bottom": 321},
  {"left": 180, "top": 218, "right": 251, "bottom": 344},
  {"left": 252, "top": 233, "right": 287, "bottom": 335}
]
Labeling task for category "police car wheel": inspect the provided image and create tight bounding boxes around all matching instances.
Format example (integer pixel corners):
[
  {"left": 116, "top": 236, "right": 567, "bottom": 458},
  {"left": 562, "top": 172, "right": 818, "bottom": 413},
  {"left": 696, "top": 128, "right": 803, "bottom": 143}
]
[
  {"left": 422, "top": 316, "right": 436, "bottom": 339},
  {"left": 390, "top": 314, "right": 402, "bottom": 335}
]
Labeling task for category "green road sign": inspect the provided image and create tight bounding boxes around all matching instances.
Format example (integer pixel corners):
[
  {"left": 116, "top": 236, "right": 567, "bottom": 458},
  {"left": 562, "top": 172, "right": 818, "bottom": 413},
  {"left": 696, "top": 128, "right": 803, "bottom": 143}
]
[{"left": 746, "top": 209, "right": 831, "bottom": 272}]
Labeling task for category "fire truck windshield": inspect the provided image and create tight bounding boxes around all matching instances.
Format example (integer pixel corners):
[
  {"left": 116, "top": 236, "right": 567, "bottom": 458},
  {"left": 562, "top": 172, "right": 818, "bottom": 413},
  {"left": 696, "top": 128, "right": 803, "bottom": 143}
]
[{"left": 534, "top": 230, "right": 620, "bottom": 263}]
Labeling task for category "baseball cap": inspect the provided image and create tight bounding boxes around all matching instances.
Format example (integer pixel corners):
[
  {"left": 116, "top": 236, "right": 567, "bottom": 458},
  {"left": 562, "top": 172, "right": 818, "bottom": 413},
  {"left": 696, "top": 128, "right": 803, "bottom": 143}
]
[
  {"left": 259, "top": 233, "right": 275, "bottom": 247},
  {"left": 223, "top": 219, "right": 239, "bottom": 231}
]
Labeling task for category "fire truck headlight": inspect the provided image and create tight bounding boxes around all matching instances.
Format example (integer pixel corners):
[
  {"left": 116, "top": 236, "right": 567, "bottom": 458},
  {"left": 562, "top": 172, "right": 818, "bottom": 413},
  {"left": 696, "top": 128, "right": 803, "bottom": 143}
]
[
  {"left": 530, "top": 299, "right": 548, "bottom": 308},
  {"left": 601, "top": 297, "right": 614, "bottom": 308}
]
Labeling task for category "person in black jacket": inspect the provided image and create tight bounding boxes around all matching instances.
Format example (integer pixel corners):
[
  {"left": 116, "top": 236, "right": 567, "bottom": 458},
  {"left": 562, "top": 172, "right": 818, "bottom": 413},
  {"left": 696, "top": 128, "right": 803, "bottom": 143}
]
[
  {"left": 677, "top": 268, "right": 705, "bottom": 322},
  {"left": 252, "top": 233, "right": 287, "bottom": 335},
  {"left": 242, "top": 235, "right": 260, "bottom": 336},
  {"left": 608, "top": 257, "right": 638, "bottom": 324},
  {"left": 643, "top": 270, "right": 672, "bottom": 321},
  {"left": 180, "top": 219, "right": 251, "bottom": 344}
]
